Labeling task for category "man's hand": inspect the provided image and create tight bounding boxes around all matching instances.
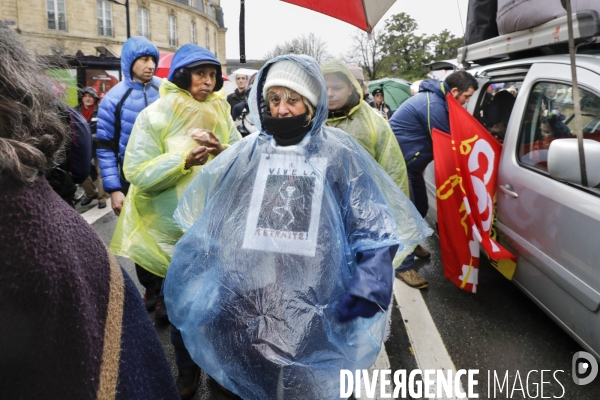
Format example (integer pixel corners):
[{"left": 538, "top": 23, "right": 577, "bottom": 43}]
[
  {"left": 185, "top": 146, "right": 214, "bottom": 169},
  {"left": 110, "top": 191, "right": 125, "bottom": 216}
]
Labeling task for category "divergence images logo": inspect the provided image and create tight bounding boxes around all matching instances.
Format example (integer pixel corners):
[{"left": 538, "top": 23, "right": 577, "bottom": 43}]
[{"left": 572, "top": 351, "right": 598, "bottom": 385}]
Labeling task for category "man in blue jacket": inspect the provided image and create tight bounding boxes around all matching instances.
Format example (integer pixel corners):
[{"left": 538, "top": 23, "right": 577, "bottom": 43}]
[
  {"left": 390, "top": 71, "right": 478, "bottom": 289},
  {"left": 96, "top": 36, "right": 164, "bottom": 315}
]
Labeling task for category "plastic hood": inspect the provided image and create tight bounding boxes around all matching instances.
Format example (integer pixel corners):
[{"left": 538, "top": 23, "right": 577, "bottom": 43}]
[
  {"left": 120, "top": 36, "right": 159, "bottom": 82},
  {"left": 248, "top": 54, "right": 329, "bottom": 139}
]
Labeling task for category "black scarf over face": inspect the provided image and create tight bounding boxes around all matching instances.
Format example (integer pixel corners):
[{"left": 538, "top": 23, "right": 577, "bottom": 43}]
[{"left": 262, "top": 112, "right": 313, "bottom": 146}]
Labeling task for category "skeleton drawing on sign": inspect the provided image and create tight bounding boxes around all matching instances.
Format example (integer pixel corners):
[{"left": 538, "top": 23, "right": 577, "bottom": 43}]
[{"left": 273, "top": 182, "right": 305, "bottom": 229}]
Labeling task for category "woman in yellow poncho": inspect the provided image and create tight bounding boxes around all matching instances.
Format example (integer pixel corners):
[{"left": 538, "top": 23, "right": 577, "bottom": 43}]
[
  {"left": 111, "top": 45, "right": 241, "bottom": 280},
  {"left": 321, "top": 61, "right": 413, "bottom": 271},
  {"left": 109, "top": 43, "right": 241, "bottom": 399},
  {"left": 321, "top": 60, "right": 409, "bottom": 197}
]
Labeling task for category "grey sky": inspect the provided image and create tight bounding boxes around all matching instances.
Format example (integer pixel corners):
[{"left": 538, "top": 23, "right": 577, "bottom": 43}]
[{"left": 220, "top": 0, "right": 470, "bottom": 60}]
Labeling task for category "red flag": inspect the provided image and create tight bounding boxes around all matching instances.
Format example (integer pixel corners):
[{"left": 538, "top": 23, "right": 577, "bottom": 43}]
[{"left": 433, "top": 93, "right": 516, "bottom": 293}]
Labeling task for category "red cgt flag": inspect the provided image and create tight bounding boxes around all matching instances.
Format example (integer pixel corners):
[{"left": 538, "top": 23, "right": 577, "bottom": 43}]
[{"left": 433, "top": 93, "right": 516, "bottom": 293}]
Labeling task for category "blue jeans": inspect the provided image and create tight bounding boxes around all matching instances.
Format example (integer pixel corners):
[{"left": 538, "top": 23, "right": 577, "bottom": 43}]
[{"left": 396, "top": 168, "right": 428, "bottom": 273}]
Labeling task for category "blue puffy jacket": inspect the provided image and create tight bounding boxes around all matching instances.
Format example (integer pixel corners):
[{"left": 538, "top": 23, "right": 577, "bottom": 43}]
[
  {"left": 97, "top": 36, "right": 161, "bottom": 193},
  {"left": 389, "top": 79, "right": 451, "bottom": 172}
]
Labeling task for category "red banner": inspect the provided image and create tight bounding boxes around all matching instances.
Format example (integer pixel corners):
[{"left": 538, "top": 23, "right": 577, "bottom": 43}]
[{"left": 433, "top": 93, "right": 516, "bottom": 293}]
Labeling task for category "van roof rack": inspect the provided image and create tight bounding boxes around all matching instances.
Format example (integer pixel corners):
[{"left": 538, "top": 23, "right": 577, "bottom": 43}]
[{"left": 458, "top": 10, "right": 600, "bottom": 65}]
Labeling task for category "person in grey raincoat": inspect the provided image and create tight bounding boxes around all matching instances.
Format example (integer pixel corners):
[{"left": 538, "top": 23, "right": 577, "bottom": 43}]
[{"left": 164, "top": 55, "right": 431, "bottom": 399}]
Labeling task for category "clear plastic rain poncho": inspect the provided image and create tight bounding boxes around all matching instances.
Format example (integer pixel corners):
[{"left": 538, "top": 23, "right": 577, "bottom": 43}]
[
  {"left": 109, "top": 80, "right": 242, "bottom": 277},
  {"left": 165, "top": 55, "right": 432, "bottom": 399},
  {"left": 321, "top": 59, "right": 410, "bottom": 198}
]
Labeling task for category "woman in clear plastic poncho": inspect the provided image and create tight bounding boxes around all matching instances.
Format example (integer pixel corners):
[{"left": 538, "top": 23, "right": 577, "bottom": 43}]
[
  {"left": 165, "top": 55, "right": 431, "bottom": 400},
  {"left": 110, "top": 44, "right": 241, "bottom": 280},
  {"left": 321, "top": 60, "right": 409, "bottom": 198}
]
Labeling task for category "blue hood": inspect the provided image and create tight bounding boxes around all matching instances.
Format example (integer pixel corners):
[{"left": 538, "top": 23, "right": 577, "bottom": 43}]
[
  {"left": 419, "top": 78, "right": 450, "bottom": 100},
  {"left": 248, "top": 54, "right": 328, "bottom": 140},
  {"left": 121, "top": 36, "right": 160, "bottom": 82},
  {"left": 167, "top": 44, "right": 223, "bottom": 91}
]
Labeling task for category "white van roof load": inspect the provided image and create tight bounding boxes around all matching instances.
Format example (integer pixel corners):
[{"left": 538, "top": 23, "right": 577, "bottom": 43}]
[{"left": 458, "top": 10, "right": 600, "bottom": 65}]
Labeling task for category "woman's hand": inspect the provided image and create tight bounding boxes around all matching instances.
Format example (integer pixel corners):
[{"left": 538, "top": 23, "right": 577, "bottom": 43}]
[
  {"left": 191, "top": 129, "right": 224, "bottom": 156},
  {"left": 185, "top": 145, "right": 214, "bottom": 169}
]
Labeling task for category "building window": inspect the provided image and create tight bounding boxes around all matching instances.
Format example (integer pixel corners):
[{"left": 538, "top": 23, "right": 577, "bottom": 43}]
[
  {"left": 137, "top": 7, "right": 150, "bottom": 39},
  {"left": 188, "top": 0, "right": 196, "bottom": 7},
  {"left": 47, "top": 0, "right": 67, "bottom": 31},
  {"left": 169, "top": 15, "right": 177, "bottom": 47},
  {"left": 214, "top": 31, "right": 217, "bottom": 57},
  {"left": 207, "top": 2, "right": 214, "bottom": 18},
  {"left": 205, "top": 27, "right": 210, "bottom": 49},
  {"left": 190, "top": 22, "right": 197, "bottom": 45},
  {"left": 197, "top": 0, "right": 204, "bottom": 12},
  {"left": 97, "top": 0, "right": 113, "bottom": 36}
]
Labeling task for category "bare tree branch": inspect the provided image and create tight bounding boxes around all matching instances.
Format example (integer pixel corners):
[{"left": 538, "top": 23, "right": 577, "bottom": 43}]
[
  {"left": 262, "top": 33, "right": 331, "bottom": 63},
  {"left": 344, "top": 29, "right": 384, "bottom": 80}
]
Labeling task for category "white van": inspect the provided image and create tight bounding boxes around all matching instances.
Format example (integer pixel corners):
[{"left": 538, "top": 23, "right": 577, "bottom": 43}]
[{"left": 424, "top": 10, "right": 600, "bottom": 360}]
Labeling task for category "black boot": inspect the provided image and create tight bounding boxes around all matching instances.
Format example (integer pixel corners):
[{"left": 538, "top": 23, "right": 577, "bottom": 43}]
[
  {"left": 177, "top": 365, "right": 200, "bottom": 400},
  {"left": 154, "top": 296, "right": 169, "bottom": 324},
  {"left": 142, "top": 287, "right": 159, "bottom": 312}
]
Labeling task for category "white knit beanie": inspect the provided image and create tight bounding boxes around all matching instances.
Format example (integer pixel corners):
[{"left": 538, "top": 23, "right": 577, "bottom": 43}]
[{"left": 262, "top": 60, "right": 321, "bottom": 107}]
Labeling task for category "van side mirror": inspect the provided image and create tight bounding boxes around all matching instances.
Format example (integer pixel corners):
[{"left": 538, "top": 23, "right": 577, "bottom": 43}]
[{"left": 548, "top": 139, "right": 600, "bottom": 187}]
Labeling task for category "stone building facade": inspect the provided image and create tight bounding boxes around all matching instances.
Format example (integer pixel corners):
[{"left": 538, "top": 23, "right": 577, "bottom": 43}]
[{"left": 0, "top": 0, "right": 227, "bottom": 64}]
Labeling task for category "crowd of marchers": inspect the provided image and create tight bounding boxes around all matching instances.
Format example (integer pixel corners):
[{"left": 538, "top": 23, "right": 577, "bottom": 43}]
[{"left": 1, "top": 20, "right": 482, "bottom": 400}]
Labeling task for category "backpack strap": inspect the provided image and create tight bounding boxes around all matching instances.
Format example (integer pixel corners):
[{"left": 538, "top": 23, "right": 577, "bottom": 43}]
[{"left": 97, "top": 87, "right": 134, "bottom": 156}]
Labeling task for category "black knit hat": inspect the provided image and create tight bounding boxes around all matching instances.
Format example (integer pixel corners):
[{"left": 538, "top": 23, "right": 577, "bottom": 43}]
[{"left": 372, "top": 88, "right": 384, "bottom": 96}]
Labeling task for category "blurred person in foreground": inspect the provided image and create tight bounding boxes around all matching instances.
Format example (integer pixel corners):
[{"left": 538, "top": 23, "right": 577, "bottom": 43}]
[
  {"left": 96, "top": 36, "right": 164, "bottom": 313},
  {"left": 42, "top": 78, "right": 92, "bottom": 206},
  {"left": 0, "top": 22, "right": 178, "bottom": 400},
  {"left": 389, "top": 71, "right": 478, "bottom": 289},
  {"left": 44, "top": 103, "right": 92, "bottom": 207},
  {"left": 164, "top": 54, "right": 431, "bottom": 399},
  {"left": 76, "top": 86, "right": 109, "bottom": 209},
  {"left": 109, "top": 43, "right": 241, "bottom": 399}
]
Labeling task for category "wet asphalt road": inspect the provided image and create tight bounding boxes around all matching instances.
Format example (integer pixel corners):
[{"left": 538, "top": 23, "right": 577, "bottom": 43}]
[
  {"left": 91, "top": 211, "right": 234, "bottom": 400},
  {"left": 89, "top": 208, "right": 600, "bottom": 399},
  {"left": 410, "top": 218, "right": 600, "bottom": 399}
]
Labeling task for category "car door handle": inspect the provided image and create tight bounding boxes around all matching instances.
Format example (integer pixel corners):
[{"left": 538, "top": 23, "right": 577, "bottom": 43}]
[{"left": 499, "top": 184, "right": 519, "bottom": 198}]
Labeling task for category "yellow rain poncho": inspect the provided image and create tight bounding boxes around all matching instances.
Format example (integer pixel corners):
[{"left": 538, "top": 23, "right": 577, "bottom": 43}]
[
  {"left": 110, "top": 80, "right": 242, "bottom": 277},
  {"left": 321, "top": 60, "right": 409, "bottom": 196}
]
